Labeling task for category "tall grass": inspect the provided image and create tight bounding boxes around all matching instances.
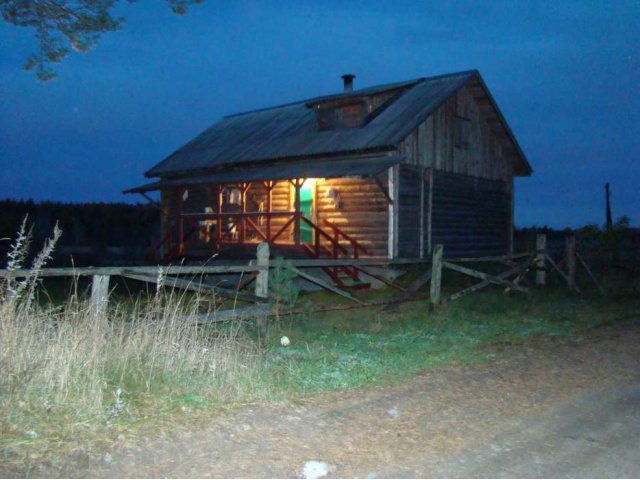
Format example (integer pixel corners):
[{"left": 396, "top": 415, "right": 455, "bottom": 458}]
[
  {"left": 2, "top": 220, "right": 637, "bottom": 476},
  {"left": 0, "top": 222, "right": 263, "bottom": 435}
]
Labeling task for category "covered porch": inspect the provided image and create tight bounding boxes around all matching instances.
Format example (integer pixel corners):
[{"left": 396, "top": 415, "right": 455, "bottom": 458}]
[{"left": 126, "top": 155, "right": 402, "bottom": 270}]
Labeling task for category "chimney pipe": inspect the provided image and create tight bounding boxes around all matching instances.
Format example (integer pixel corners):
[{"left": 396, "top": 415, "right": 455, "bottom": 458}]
[{"left": 341, "top": 74, "right": 355, "bottom": 93}]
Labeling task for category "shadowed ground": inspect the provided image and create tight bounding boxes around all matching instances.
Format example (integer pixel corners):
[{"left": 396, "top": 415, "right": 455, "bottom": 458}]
[{"left": 31, "top": 316, "right": 635, "bottom": 478}]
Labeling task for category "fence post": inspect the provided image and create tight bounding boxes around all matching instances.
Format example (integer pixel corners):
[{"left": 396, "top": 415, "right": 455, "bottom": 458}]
[
  {"left": 535, "top": 234, "right": 547, "bottom": 286},
  {"left": 255, "top": 242, "right": 269, "bottom": 299},
  {"left": 255, "top": 242, "right": 269, "bottom": 335},
  {"left": 430, "top": 244, "right": 443, "bottom": 306},
  {"left": 566, "top": 234, "right": 577, "bottom": 291},
  {"left": 90, "top": 275, "right": 110, "bottom": 317}
]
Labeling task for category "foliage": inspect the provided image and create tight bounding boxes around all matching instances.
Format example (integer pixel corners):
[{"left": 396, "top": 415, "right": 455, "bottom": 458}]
[
  {"left": 575, "top": 215, "right": 634, "bottom": 244},
  {"left": 1, "top": 0, "right": 204, "bottom": 81},
  {"left": 0, "top": 199, "right": 159, "bottom": 266},
  {"left": 266, "top": 257, "right": 300, "bottom": 332}
]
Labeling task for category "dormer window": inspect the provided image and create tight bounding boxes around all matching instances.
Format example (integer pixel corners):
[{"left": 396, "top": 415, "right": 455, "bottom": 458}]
[
  {"left": 316, "top": 100, "right": 366, "bottom": 130},
  {"left": 306, "top": 75, "right": 414, "bottom": 132}
]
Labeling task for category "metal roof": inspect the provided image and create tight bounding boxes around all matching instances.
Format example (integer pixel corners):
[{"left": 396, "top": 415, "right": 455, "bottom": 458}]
[
  {"left": 126, "top": 154, "right": 404, "bottom": 193},
  {"left": 143, "top": 70, "right": 531, "bottom": 179}
]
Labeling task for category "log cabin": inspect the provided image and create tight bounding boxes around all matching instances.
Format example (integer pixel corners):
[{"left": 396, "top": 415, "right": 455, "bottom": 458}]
[{"left": 126, "top": 70, "right": 531, "bottom": 284}]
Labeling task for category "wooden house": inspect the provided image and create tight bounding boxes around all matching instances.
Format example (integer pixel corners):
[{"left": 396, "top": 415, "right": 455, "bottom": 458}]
[{"left": 126, "top": 70, "right": 531, "bottom": 281}]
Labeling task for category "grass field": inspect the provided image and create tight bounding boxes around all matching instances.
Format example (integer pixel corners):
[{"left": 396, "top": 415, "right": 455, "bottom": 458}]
[{"left": 1, "top": 257, "right": 639, "bottom": 473}]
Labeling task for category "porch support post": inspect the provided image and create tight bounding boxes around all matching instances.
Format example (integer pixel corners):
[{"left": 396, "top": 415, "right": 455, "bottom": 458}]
[
  {"left": 240, "top": 182, "right": 247, "bottom": 243},
  {"left": 264, "top": 180, "right": 274, "bottom": 244},
  {"left": 293, "top": 179, "right": 302, "bottom": 246},
  {"left": 216, "top": 185, "right": 223, "bottom": 246},
  {"left": 419, "top": 168, "right": 425, "bottom": 259},
  {"left": 178, "top": 187, "right": 185, "bottom": 254},
  {"left": 387, "top": 165, "right": 398, "bottom": 259}
]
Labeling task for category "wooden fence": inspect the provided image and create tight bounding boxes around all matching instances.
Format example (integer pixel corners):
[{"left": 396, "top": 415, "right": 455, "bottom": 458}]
[{"left": 0, "top": 234, "right": 606, "bottom": 324}]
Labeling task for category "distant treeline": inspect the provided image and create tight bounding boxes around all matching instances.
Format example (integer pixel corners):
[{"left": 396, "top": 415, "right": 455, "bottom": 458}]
[{"left": 0, "top": 199, "right": 160, "bottom": 267}]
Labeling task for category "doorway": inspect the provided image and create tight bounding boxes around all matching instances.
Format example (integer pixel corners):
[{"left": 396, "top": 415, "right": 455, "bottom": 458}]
[{"left": 299, "top": 179, "right": 314, "bottom": 243}]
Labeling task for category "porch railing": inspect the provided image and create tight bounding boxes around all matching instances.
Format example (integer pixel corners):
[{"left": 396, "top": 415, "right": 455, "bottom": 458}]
[{"left": 154, "top": 211, "right": 369, "bottom": 285}]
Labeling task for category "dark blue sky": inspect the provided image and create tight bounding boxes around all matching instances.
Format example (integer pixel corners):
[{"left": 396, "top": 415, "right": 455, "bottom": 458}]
[{"left": 1, "top": 1, "right": 638, "bottom": 228}]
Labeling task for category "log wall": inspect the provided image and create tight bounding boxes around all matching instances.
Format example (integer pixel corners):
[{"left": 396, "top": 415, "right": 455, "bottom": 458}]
[{"left": 315, "top": 176, "right": 389, "bottom": 257}]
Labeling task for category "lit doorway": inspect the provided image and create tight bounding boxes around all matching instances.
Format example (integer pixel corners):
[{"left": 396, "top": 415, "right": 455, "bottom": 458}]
[{"left": 299, "top": 179, "right": 314, "bottom": 243}]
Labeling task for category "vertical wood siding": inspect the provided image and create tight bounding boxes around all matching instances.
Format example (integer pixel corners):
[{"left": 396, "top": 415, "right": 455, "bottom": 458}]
[
  {"left": 400, "top": 85, "right": 512, "bottom": 182},
  {"left": 430, "top": 170, "right": 511, "bottom": 257},
  {"left": 397, "top": 164, "right": 422, "bottom": 257},
  {"left": 398, "top": 83, "right": 516, "bottom": 258}
]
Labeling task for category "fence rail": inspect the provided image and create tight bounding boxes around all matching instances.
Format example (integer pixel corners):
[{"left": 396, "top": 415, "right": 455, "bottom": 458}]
[{"left": 0, "top": 235, "right": 605, "bottom": 325}]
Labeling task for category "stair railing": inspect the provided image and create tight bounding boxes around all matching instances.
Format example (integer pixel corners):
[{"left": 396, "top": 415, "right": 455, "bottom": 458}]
[{"left": 299, "top": 216, "right": 368, "bottom": 287}]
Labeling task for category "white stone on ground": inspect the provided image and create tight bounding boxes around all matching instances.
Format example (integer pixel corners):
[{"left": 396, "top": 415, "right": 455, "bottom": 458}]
[{"left": 302, "top": 460, "right": 332, "bottom": 479}]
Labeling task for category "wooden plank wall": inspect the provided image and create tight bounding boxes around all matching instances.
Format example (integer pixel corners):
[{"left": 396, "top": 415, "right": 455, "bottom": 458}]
[
  {"left": 397, "top": 164, "right": 422, "bottom": 257},
  {"left": 316, "top": 177, "right": 388, "bottom": 257},
  {"left": 399, "top": 85, "right": 511, "bottom": 182},
  {"left": 430, "top": 171, "right": 511, "bottom": 257}
]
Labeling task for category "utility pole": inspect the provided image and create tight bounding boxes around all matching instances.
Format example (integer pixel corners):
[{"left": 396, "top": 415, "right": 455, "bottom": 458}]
[{"left": 605, "top": 182, "right": 613, "bottom": 231}]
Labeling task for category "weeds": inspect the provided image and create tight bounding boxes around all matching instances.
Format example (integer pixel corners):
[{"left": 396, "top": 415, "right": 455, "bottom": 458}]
[
  {"left": 0, "top": 220, "right": 263, "bottom": 470},
  {"left": 1, "top": 221, "right": 637, "bottom": 475}
]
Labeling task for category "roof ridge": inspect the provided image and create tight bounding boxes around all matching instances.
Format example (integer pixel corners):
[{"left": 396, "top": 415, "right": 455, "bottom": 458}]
[{"left": 224, "top": 70, "right": 478, "bottom": 120}]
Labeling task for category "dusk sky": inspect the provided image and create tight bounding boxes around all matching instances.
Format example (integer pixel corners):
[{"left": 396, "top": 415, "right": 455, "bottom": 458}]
[{"left": 1, "top": 1, "right": 638, "bottom": 228}]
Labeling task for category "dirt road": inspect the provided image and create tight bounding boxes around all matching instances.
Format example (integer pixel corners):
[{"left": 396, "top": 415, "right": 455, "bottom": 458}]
[{"left": 41, "top": 317, "right": 640, "bottom": 478}]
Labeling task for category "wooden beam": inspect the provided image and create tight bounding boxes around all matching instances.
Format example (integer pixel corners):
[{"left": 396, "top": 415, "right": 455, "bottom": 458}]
[
  {"left": 442, "top": 261, "right": 527, "bottom": 292},
  {"left": 373, "top": 175, "right": 393, "bottom": 204},
  {"left": 254, "top": 242, "right": 269, "bottom": 299},
  {"left": 264, "top": 180, "right": 273, "bottom": 242},
  {"left": 380, "top": 267, "right": 431, "bottom": 312},
  {"left": 178, "top": 187, "right": 185, "bottom": 254},
  {"left": 0, "top": 258, "right": 431, "bottom": 279},
  {"left": 566, "top": 235, "right": 577, "bottom": 291},
  {"left": 291, "top": 178, "right": 303, "bottom": 246},
  {"left": 426, "top": 168, "right": 433, "bottom": 254},
  {"left": 254, "top": 242, "right": 270, "bottom": 334},
  {"left": 576, "top": 252, "right": 607, "bottom": 296},
  {"left": 447, "top": 257, "right": 533, "bottom": 302},
  {"left": 353, "top": 266, "right": 407, "bottom": 292},
  {"left": 90, "top": 275, "right": 110, "bottom": 317},
  {"left": 419, "top": 168, "right": 425, "bottom": 258},
  {"left": 290, "top": 266, "right": 363, "bottom": 304},
  {"left": 387, "top": 165, "right": 397, "bottom": 259},
  {"left": 545, "top": 254, "right": 582, "bottom": 294},
  {"left": 447, "top": 252, "right": 532, "bottom": 263},
  {"left": 536, "top": 234, "right": 547, "bottom": 286},
  {"left": 195, "top": 304, "right": 274, "bottom": 324},
  {"left": 240, "top": 183, "right": 247, "bottom": 242},
  {"left": 236, "top": 271, "right": 259, "bottom": 290},
  {"left": 122, "top": 270, "right": 267, "bottom": 303},
  {"left": 430, "top": 244, "right": 443, "bottom": 305}
]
